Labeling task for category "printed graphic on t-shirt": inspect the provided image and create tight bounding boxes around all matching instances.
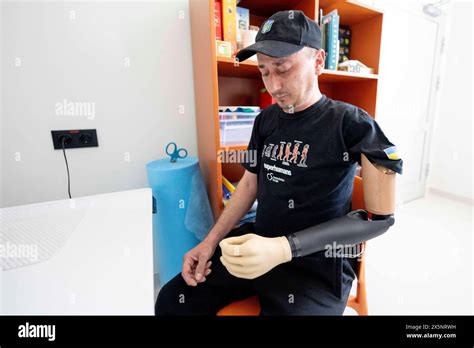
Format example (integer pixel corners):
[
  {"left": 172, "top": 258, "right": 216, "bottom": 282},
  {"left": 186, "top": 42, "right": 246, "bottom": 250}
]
[{"left": 262, "top": 140, "right": 310, "bottom": 183}]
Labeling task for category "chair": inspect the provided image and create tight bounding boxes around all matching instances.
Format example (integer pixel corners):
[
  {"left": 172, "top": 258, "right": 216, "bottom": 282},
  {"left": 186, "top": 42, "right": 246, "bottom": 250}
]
[{"left": 216, "top": 175, "right": 368, "bottom": 316}]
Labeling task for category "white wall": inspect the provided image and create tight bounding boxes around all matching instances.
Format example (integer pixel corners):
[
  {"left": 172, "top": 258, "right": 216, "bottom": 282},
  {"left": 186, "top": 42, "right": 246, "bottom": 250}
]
[
  {"left": 1, "top": 0, "right": 197, "bottom": 208},
  {"left": 367, "top": 0, "right": 472, "bottom": 203},
  {"left": 427, "top": 0, "right": 473, "bottom": 201},
  {"left": 371, "top": 0, "right": 445, "bottom": 203}
]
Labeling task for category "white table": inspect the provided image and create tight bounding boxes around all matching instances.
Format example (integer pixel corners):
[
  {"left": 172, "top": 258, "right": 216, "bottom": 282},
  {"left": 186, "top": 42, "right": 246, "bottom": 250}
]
[{"left": 0, "top": 189, "right": 154, "bottom": 315}]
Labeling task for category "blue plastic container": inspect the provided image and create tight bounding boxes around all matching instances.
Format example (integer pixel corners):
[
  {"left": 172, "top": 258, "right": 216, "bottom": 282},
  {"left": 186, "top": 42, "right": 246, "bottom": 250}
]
[{"left": 146, "top": 156, "right": 213, "bottom": 285}]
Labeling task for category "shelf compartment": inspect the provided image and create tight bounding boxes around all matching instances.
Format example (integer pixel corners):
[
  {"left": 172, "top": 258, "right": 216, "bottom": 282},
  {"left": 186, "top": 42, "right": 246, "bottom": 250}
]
[
  {"left": 217, "top": 56, "right": 259, "bottom": 78},
  {"left": 319, "top": 0, "right": 383, "bottom": 74},
  {"left": 320, "top": 78, "right": 378, "bottom": 116},
  {"left": 238, "top": 0, "right": 317, "bottom": 20},
  {"left": 217, "top": 56, "right": 378, "bottom": 81},
  {"left": 319, "top": 0, "right": 383, "bottom": 26}
]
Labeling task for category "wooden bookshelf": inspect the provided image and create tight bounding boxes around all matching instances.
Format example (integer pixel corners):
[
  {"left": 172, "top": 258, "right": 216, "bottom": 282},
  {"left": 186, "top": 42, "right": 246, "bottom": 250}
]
[{"left": 189, "top": 0, "right": 384, "bottom": 219}]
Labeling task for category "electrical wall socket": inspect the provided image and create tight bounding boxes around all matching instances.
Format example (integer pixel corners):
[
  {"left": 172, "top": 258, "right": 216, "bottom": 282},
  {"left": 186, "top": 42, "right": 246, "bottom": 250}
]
[{"left": 51, "top": 129, "right": 99, "bottom": 150}]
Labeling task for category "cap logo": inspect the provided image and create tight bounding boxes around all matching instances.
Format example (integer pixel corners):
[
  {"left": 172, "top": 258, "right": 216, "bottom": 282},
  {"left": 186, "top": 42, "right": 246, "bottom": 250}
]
[{"left": 261, "top": 20, "right": 274, "bottom": 34}]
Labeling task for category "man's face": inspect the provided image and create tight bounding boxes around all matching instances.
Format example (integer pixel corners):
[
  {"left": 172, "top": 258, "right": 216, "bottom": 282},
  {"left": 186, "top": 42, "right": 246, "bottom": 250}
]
[{"left": 257, "top": 47, "right": 325, "bottom": 112}]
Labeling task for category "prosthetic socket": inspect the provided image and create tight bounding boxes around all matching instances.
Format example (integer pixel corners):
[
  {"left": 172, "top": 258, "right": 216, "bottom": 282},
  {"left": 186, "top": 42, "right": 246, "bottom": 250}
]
[{"left": 287, "top": 154, "right": 396, "bottom": 258}]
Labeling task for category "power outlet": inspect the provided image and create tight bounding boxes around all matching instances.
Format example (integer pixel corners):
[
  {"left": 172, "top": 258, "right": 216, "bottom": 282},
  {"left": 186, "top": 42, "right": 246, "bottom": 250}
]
[{"left": 51, "top": 129, "right": 99, "bottom": 150}]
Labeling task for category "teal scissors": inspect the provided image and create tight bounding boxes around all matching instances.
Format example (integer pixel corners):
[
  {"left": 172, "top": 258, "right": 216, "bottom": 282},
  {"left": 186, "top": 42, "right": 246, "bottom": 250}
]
[{"left": 166, "top": 142, "right": 188, "bottom": 162}]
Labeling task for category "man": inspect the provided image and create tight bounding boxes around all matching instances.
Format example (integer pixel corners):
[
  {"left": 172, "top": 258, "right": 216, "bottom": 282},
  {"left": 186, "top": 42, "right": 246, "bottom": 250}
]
[{"left": 155, "top": 10, "right": 403, "bottom": 315}]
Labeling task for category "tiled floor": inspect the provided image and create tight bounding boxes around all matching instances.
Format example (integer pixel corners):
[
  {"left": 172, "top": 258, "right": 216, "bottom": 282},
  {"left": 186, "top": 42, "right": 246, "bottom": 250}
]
[
  {"left": 155, "top": 192, "right": 473, "bottom": 315},
  {"left": 345, "top": 192, "right": 473, "bottom": 315}
]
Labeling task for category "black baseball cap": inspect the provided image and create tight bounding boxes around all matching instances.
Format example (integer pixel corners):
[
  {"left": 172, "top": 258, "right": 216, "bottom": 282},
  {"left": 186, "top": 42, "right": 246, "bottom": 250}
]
[{"left": 236, "top": 10, "right": 322, "bottom": 62}]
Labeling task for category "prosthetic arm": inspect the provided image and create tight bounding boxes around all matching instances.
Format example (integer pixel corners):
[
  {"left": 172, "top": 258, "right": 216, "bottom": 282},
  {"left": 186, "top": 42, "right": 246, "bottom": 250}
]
[
  {"left": 219, "top": 154, "right": 397, "bottom": 279},
  {"left": 286, "top": 154, "right": 396, "bottom": 258}
]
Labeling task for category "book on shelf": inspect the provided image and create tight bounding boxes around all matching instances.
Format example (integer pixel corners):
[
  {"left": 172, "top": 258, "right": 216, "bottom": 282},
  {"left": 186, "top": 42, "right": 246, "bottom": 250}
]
[
  {"left": 322, "top": 9, "right": 339, "bottom": 70},
  {"left": 214, "top": 1, "right": 223, "bottom": 40},
  {"left": 222, "top": 0, "right": 237, "bottom": 52},
  {"left": 339, "top": 26, "right": 351, "bottom": 63}
]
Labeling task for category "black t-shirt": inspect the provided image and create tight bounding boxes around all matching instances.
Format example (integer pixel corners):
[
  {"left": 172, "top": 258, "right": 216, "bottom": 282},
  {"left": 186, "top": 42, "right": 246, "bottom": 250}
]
[{"left": 242, "top": 94, "right": 403, "bottom": 238}]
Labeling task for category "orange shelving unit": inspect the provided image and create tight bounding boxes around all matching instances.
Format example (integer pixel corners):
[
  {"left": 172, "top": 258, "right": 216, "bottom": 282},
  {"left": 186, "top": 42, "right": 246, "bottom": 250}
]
[{"left": 189, "top": 0, "right": 384, "bottom": 220}]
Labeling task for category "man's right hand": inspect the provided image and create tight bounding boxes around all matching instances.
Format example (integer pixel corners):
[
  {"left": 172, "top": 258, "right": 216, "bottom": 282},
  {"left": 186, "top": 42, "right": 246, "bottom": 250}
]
[{"left": 181, "top": 239, "right": 217, "bottom": 286}]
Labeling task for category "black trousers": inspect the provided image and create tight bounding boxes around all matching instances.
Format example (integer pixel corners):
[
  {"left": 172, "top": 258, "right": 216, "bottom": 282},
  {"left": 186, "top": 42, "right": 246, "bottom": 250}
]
[{"left": 155, "top": 223, "right": 357, "bottom": 315}]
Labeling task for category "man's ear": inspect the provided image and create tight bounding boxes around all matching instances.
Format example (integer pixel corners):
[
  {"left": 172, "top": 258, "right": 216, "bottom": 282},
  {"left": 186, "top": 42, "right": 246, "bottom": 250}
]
[{"left": 315, "top": 49, "right": 325, "bottom": 75}]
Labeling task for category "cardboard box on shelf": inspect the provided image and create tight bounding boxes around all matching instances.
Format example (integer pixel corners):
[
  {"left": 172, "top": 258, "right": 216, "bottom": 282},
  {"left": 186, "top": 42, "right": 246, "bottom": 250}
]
[
  {"left": 338, "top": 59, "right": 374, "bottom": 74},
  {"left": 216, "top": 40, "right": 232, "bottom": 58}
]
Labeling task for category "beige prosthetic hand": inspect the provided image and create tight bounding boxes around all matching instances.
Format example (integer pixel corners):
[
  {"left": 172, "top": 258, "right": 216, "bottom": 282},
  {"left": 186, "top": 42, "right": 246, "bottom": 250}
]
[{"left": 219, "top": 234, "right": 292, "bottom": 279}]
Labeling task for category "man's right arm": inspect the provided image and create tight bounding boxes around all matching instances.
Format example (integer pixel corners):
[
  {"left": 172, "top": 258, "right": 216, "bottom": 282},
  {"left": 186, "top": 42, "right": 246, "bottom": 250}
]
[
  {"left": 182, "top": 170, "right": 258, "bottom": 286},
  {"left": 204, "top": 170, "right": 258, "bottom": 248}
]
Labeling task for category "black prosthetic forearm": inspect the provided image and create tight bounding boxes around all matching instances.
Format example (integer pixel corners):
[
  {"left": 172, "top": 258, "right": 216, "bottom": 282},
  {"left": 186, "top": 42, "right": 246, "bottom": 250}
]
[{"left": 286, "top": 210, "right": 394, "bottom": 258}]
